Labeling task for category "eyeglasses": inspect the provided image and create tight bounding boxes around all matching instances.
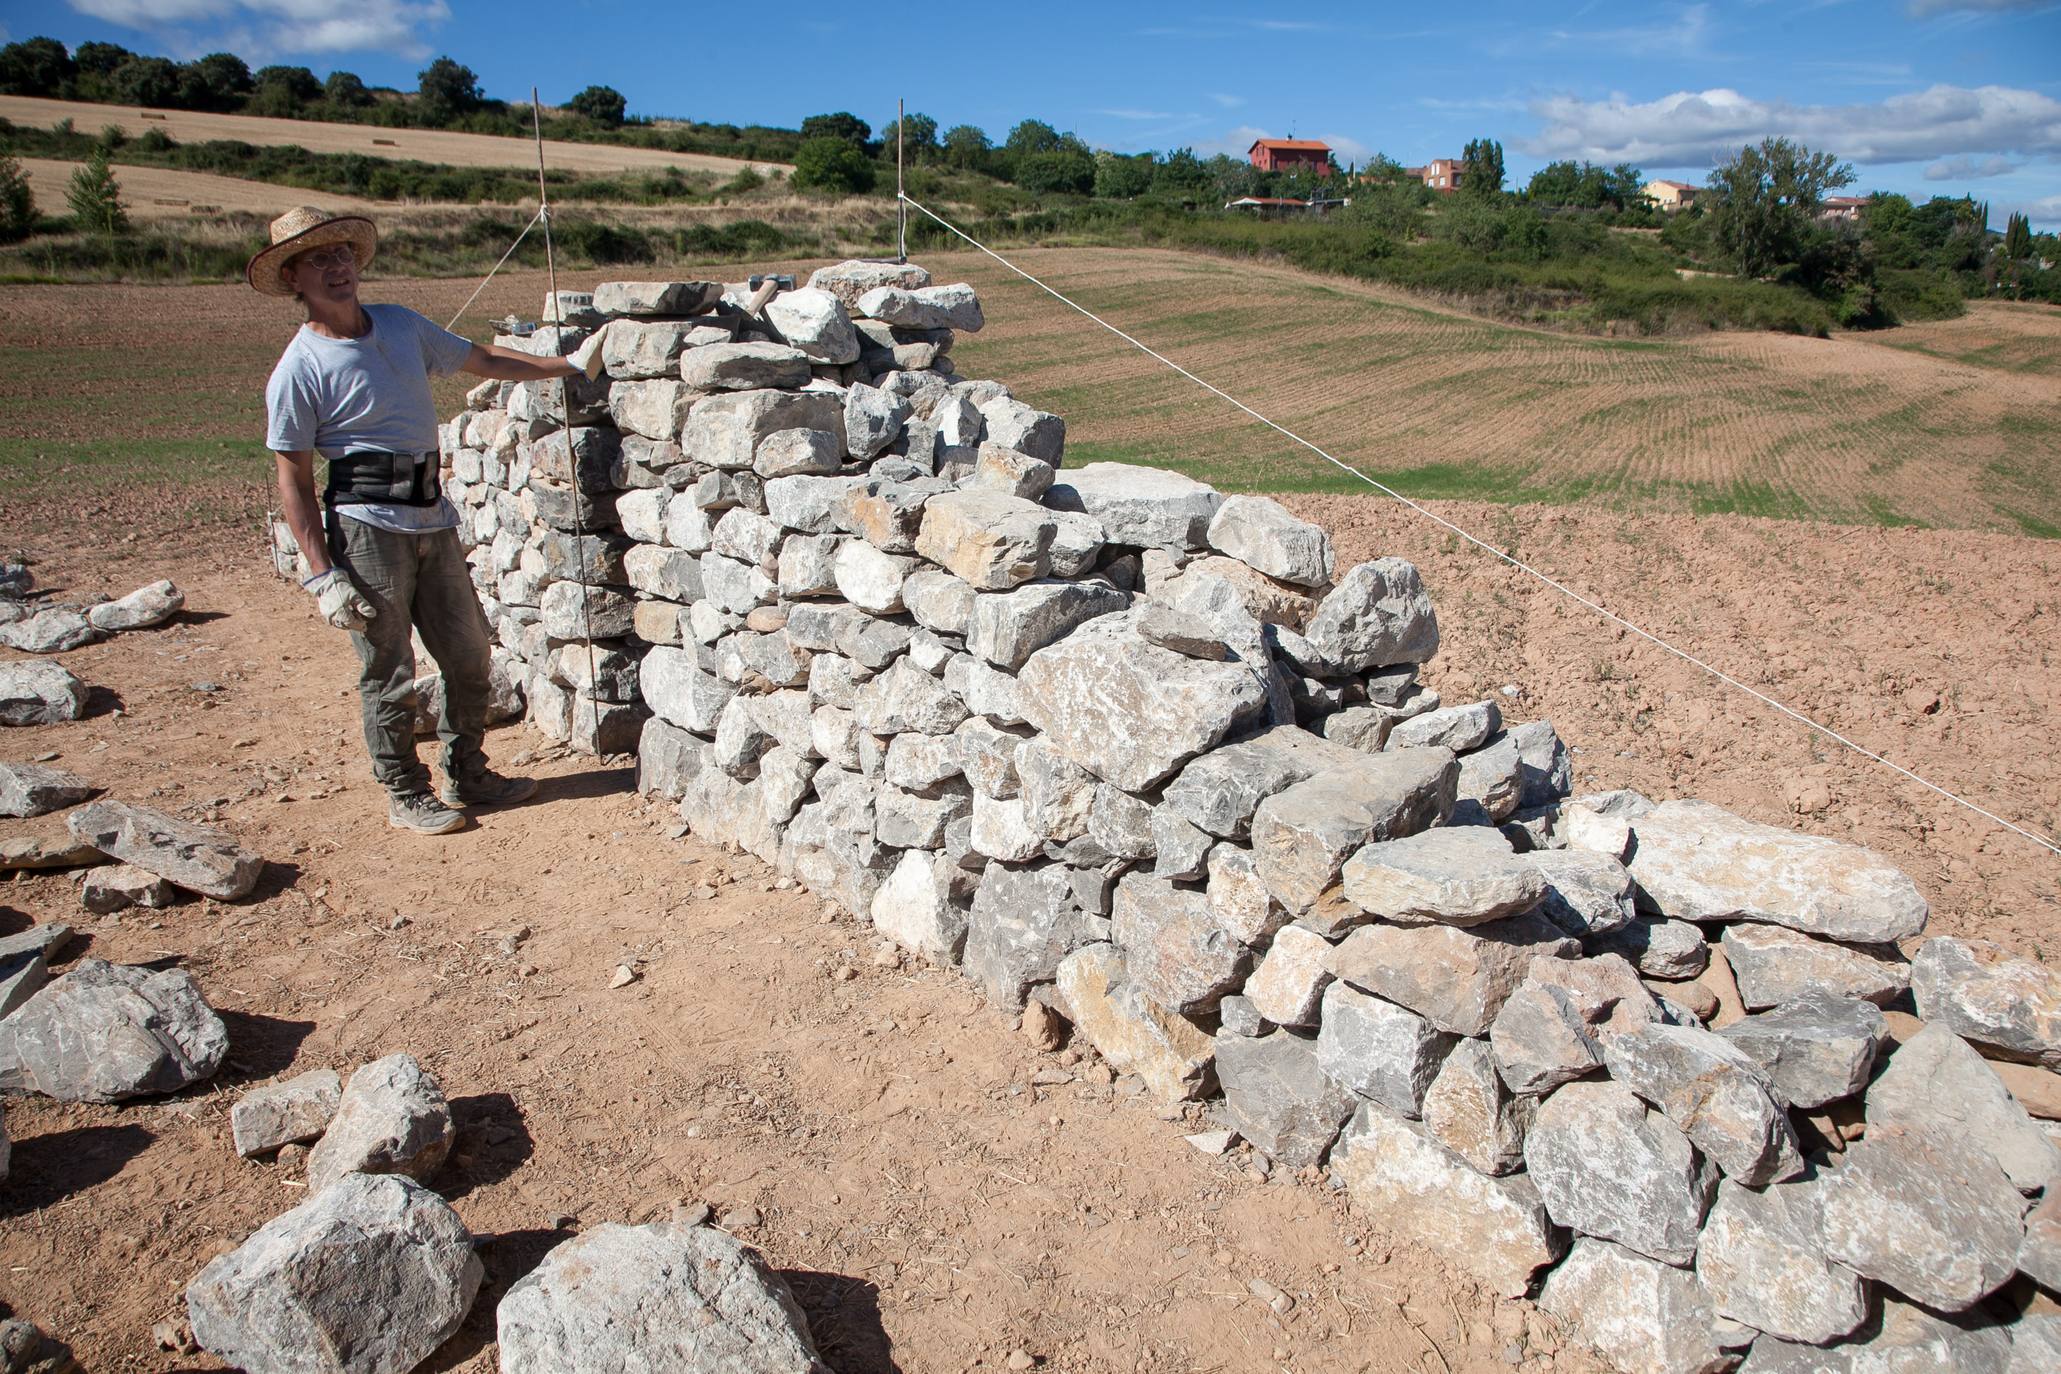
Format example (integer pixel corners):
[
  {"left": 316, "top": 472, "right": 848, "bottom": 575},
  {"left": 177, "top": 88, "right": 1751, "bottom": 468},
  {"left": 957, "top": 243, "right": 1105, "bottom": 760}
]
[{"left": 294, "top": 244, "right": 357, "bottom": 271}]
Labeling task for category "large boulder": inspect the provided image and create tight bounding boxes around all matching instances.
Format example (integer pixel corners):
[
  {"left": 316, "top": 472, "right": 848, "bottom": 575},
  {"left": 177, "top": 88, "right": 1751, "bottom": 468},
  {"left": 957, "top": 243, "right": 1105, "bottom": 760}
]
[
  {"left": 1112, "top": 872, "right": 1249, "bottom": 1015},
  {"left": 1044, "top": 462, "right": 1223, "bottom": 550},
  {"left": 1330, "top": 1101, "right": 1562, "bottom": 1299},
  {"left": 66, "top": 800, "right": 263, "bottom": 900},
  {"left": 1314, "top": 981, "right": 1456, "bottom": 1118},
  {"left": 1625, "top": 800, "right": 1928, "bottom": 942},
  {"left": 1160, "top": 726, "right": 1364, "bottom": 841},
  {"left": 1819, "top": 1123, "right": 2026, "bottom": 1312},
  {"left": 0, "top": 958, "right": 226, "bottom": 1102},
  {"left": 967, "top": 580, "right": 1129, "bottom": 671},
  {"left": 1717, "top": 994, "right": 1887, "bottom": 1110},
  {"left": 592, "top": 279, "right": 722, "bottom": 316},
  {"left": 1301, "top": 558, "right": 1439, "bottom": 671},
  {"left": 1204, "top": 496, "right": 1334, "bottom": 588},
  {"left": 1721, "top": 923, "right": 1908, "bottom": 1010},
  {"left": 806, "top": 260, "right": 931, "bottom": 311},
  {"left": 1539, "top": 1239, "right": 1733, "bottom": 1374},
  {"left": 498, "top": 1223, "right": 826, "bottom": 1373},
  {"left": 1016, "top": 613, "right": 1266, "bottom": 792},
  {"left": 913, "top": 490, "right": 1057, "bottom": 590},
  {"left": 1695, "top": 1176, "right": 1867, "bottom": 1346},
  {"left": 1864, "top": 1022, "right": 2059, "bottom": 1193},
  {"left": 1247, "top": 749, "right": 1458, "bottom": 913},
  {"left": 855, "top": 282, "right": 984, "bottom": 332},
  {"left": 86, "top": 579, "right": 184, "bottom": 632},
  {"left": 1603, "top": 1022, "right": 1804, "bottom": 1186},
  {"left": 1329, "top": 912, "right": 1577, "bottom": 1037},
  {"left": 1053, "top": 943, "right": 1214, "bottom": 1102},
  {"left": 1215, "top": 1030, "right": 1355, "bottom": 1168},
  {"left": 305, "top": 1053, "right": 456, "bottom": 1194},
  {"left": 0, "top": 661, "right": 88, "bottom": 726},
  {"left": 764, "top": 286, "right": 860, "bottom": 364},
  {"left": 187, "top": 1172, "right": 481, "bottom": 1374},
  {"left": 1524, "top": 1080, "right": 1715, "bottom": 1267},
  {"left": 1338, "top": 826, "right": 1545, "bottom": 926},
  {"left": 1910, "top": 936, "right": 2061, "bottom": 1071}
]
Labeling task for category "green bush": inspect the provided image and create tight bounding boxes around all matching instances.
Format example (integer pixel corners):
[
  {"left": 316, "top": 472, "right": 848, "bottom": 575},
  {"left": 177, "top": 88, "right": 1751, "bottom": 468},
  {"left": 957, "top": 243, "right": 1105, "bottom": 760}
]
[
  {"left": 0, "top": 152, "right": 37, "bottom": 243},
  {"left": 792, "top": 136, "right": 875, "bottom": 194},
  {"left": 66, "top": 150, "right": 127, "bottom": 234}
]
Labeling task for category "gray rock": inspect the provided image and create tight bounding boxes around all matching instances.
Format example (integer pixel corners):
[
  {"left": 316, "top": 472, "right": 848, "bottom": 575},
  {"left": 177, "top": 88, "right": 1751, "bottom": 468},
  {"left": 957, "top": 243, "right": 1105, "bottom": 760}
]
[
  {"left": 1456, "top": 731, "right": 1526, "bottom": 822},
  {"left": 1525, "top": 1080, "right": 1715, "bottom": 1266},
  {"left": 1509, "top": 719, "right": 1573, "bottom": 809},
  {"left": 539, "top": 580, "right": 636, "bottom": 639},
  {"left": 637, "top": 718, "right": 706, "bottom": 800},
  {"left": 1216, "top": 1030, "right": 1355, "bottom": 1168},
  {"left": 1866, "top": 1022, "right": 2059, "bottom": 1193},
  {"left": 1134, "top": 602, "right": 1233, "bottom": 660},
  {"left": 1016, "top": 613, "right": 1266, "bottom": 792},
  {"left": 0, "top": 1315, "right": 70, "bottom": 1371},
  {"left": 0, "top": 761, "right": 96, "bottom": 818},
  {"left": 977, "top": 397, "right": 1065, "bottom": 464},
  {"left": 764, "top": 286, "right": 859, "bottom": 364},
  {"left": 968, "top": 579, "right": 1129, "bottom": 670},
  {"left": 753, "top": 427, "right": 842, "bottom": 480},
  {"left": 971, "top": 442, "right": 1056, "bottom": 500},
  {"left": 1161, "top": 725, "right": 1365, "bottom": 841},
  {"left": 1086, "top": 784, "right": 1156, "bottom": 862},
  {"left": 1012, "top": 737, "right": 1093, "bottom": 840},
  {"left": 1240, "top": 924, "right": 1333, "bottom": 1028},
  {"left": 1219, "top": 995, "right": 1264, "bottom": 1038},
  {"left": 1302, "top": 559, "right": 1439, "bottom": 671},
  {"left": 1819, "top": 1122, "right": 2025, "bottom": 1312},
  {"left": 622, "top": 545, "right": 704, "bottom": 602},
  {"left": 497, "top": 1221, "right": 827, "bottom": 1374},
  {"left": 1053, "top": 943, "right": 1215, "bottom": 1102},
  {"left": 1696, "top": 1176, "right": 1867, "bottom": 1345},
  {"left": 0, "top": 609, "right": 98, "bottom": 654},
  {"left": 1112, "top": 871, "right": 1249, "bottom": 1015},
  {"left": 1331, "top": 1101, "right": 1563, "bottom": 1298},
  {"left": 1045, "top": 462, "right": 1223, "bottom": 550},
  {"left": 640, "top": 648, "right": 736, "bottom": 733},
  {"left": 1718, "top": 994, "right": 1887, "bottom": 1110},
  {"left": 1314, "top": 981, "right": 1457, "bottom": 1117},
  {"left": 186, "top": 1172, "right": 481, "bottom": 1374},
  {"left": 0, "top": 947, "right": 46, "bottom": 1021},
  {"left": 1592, "top": 918, "right": 1709, "bottom": 979},
  {"left": 1539, "top": 1239, "right": 1732, "bottom": 1374},
  {"left": 1910, "top": 936, "right": 2061, "bottom": 1071},
  {"left": 1248, "top": 748, "right": 1459, "bottom": 913},
  {"left": 856, "top": 281, "right": 984, "bottom": 332},
  {"left": 679, "top": 341, "right": 812, "bottom": 391},
  {"left": 687, "top": 389, "right": 844, "bottom": 471},
  {"left": 592, "top": 279, "right": 722, "bottom": 315},
  {"left": 871, "top": 849, "right": 967, "bottom": 966},
  {"left": 0, "top": 958, "right": 226, "bottom": 1102},
  {"left": 844, "top": 383, "right": 910, "bottom": 462},
  {"left": 87, "top": 579, "right": 184, "bottom": 631},
  {"left": 902, "top": 569, "right": 976, "bottom": 636},
  {"left": 965, "top": 862, "right": 1082, "bottom": 1009},
  {"left": 853, "top": 659, "right": 967, "bottom": 735},
  {"left": 602, "top": 321, "right": 710, "bottom": 380},
  {"left": 0, "top": 922, "right": 76, "bottom": 964},
  {"left": 1150, "top": 806, "right": 1212, "bottom": 880},
  {"left": 233, "top": 1069, "right": 344, "bottom": 1159},
  {"left": 1332, "top": 911, "right": 1578, "bottom": 1038},
  {"left": 913, "top": 489, "right": 1056, "bottom": 590},
  {"left": 80, "top": 862, "right": 177, "bottom": 914},
  {"left": 1205, "top": 844, "right": 1293, "bottom": 946},
  {"left": 1339, "top": 826, "right": 1545, "bottom": 926},
  {"left": 808, "top": 260, "right": 932, "bottom": 311},
  {"left": 305, "top": 1053, "right": 455, "bottom": 1194},
  {"left": 1490, "top": 979, "right": 1605, "bottom": 1094},
  {"left": 2022, "top": 1190, "right": 2061, "bottom": 1292},
  {"left": 1604, "top": 1022, "right": 1804, "bottom": 1185},
  {"left": 1723, "top": 924, "right": 1909, "bottom": 1010},
  {"left": 1626, "top": 799, "right": 1928, "bottom": 942},
  {"left": 874, "top": 784, "right": 968, "bottom": 849},
  {"left": 1739, "top": 1298, "right": 2013, "bottom": 1374},
  {"left": 1528, "top": 848, "right": 1637, "bottom": 937},
  {"left": 1204, "top": 495, "right": 1334, "bottom": 588},
  {"left": 1388, "top": 701, "right": 1499, "bottom": 753},
  {"left": 0, "top": 661, "right": 87, "bottom": 726},
  {"left": 1421, "top": 1037, "right": 1534, "bottom": 1175}
]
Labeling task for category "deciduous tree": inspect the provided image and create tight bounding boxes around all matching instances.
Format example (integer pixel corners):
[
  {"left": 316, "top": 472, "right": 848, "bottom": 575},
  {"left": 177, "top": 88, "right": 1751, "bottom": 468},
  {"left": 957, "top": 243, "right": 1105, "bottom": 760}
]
[
  {"left": 793, "top": 135, "right": 876, "bottom": 194},
  {"left": 416, "top": 56, "right": 483, "bottom": 124},
  {"left": 799, "top": 112, "right": 870, "bottom": 146},
  {"left": 0, "top": 151, "right": 37, "bottom": 242},
  {"left": 1707, "top": 136, "right": 1855, "bottom": 278},
  {"left": 568, "top": 85, "right": 627, "bottom": 127},
  {"left": 0, "top": 37, "right": 76, "bottom": 97}
]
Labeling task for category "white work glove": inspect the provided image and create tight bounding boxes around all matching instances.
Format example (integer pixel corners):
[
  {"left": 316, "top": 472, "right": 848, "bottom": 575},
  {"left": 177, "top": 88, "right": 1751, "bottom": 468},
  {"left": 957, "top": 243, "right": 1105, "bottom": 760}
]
[
  {"left": 304, "top": 568, "right": 376, "bottom": 633},
  {"left": 567, "top": 322, "right": 612, "bottom": 381}
]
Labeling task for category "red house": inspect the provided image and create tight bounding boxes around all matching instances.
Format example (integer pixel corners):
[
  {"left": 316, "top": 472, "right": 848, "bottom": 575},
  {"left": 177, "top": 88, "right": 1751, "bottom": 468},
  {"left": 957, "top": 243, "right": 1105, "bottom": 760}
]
[{"left": 1248, "top": 138, "right": 1333, "bottom": 174}]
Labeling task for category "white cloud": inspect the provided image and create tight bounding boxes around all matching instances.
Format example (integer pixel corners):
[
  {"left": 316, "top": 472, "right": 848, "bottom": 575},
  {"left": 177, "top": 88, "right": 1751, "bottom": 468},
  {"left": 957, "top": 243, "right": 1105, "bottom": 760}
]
[
  {"left": 1526, "top": 84, "right": 2061, "bottom": 166},
  {"left": 1541, "top": 3, "right": 1714, "bottom": 59},
  {"left": 1208, "top": 93, "right": 1247, "bottom": 109},
  {"left": 64, "top": 0, "right": 451, "bottom": 58},
  {"left": 1320, "top": 133, "right": 1371, "bottom": 163},
  {"left": 1924, "top": 153, "right": 2019, "bottom": 178},
  {"left": 2011, "top": 193, "right": 2061, "bottom": 229},
  {"left": 1097, "top": 108, "right": 1179, "bottom": 121}
]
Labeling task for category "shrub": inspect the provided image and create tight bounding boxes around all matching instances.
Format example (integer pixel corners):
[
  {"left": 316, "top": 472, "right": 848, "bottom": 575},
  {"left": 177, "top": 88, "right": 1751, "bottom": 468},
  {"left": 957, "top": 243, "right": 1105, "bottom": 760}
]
[
  {"left": 66, "top": 150, "right": 127, "bottom": 233},
  {"left": 0, "top": 152, "right": 37, "bottom": 243},
  {"left": 792, "top": 136, "right": 875, "bottom": 194}
]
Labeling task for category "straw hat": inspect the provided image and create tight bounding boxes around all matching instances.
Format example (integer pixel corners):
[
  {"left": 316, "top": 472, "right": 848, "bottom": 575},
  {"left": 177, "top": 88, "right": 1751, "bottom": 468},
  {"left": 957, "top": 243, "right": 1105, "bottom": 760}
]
[{"left": 245, "top": 206, "right": 378, "bottom": 296}]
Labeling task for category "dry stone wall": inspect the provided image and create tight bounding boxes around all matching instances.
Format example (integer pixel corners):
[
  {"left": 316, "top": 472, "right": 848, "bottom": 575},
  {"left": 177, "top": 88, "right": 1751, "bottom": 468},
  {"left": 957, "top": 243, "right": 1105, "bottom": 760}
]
[{"left": 425, "top": 260, "right": 2058, "bottom": 1374}]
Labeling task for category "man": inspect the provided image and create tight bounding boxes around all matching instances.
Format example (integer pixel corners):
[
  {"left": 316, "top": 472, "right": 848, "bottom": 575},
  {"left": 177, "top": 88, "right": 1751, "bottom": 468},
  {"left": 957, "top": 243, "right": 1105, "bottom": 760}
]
[{"left": 253, "top": 206, "right": 604, "bottom": 835}]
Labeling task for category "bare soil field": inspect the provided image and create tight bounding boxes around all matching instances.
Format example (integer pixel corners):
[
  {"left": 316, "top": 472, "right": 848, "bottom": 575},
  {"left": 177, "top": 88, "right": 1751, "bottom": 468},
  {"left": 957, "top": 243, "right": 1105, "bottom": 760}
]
[
  {"left": 0, "top": 95, "right": 789, "bottom": 177},
  {"left": 16, "top": 156, "right": 400, "bottom": 218},
  {"left": 2, "top": 249, "right": 2058, "bottom": 1369}
]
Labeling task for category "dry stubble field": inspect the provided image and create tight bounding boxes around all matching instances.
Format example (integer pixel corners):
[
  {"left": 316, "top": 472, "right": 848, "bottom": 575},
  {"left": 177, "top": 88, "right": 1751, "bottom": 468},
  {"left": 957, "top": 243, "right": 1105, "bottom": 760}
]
[{"left": 0, "top": 247, "right": 2058, "bottom": 1370}]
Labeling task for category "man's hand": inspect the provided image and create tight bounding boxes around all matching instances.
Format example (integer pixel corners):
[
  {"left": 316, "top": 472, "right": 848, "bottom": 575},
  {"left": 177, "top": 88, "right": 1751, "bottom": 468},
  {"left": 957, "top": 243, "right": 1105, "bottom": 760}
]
[
  {"left": 304, "top": 568, "right": 376, "bottom": 632},
  {"left": 567, "top": 322, "right": 612, "bottom": 381}
]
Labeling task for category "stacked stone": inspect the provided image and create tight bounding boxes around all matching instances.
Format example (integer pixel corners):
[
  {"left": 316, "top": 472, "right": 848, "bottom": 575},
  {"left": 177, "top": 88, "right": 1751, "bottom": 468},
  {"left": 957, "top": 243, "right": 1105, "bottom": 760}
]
[{"left": 437, "top": 260, "right": 2057, "bottom": 1374}]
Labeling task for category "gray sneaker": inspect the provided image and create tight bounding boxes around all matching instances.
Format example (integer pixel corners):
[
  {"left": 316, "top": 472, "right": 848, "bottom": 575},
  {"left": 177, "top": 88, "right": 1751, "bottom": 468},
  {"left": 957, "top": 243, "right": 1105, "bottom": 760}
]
[
  {"left": 439, "top": 769, "right": 538, "bottom": 809},
  {"left": 389, "top": 788, "right": 468, "bottom": 835}
]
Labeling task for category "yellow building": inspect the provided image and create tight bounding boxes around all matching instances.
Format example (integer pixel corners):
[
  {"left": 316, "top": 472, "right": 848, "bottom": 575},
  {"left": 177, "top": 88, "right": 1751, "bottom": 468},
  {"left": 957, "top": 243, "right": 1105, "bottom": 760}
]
[{"left": 1643, "top": 179, "right": 1699, "bottom": 212}]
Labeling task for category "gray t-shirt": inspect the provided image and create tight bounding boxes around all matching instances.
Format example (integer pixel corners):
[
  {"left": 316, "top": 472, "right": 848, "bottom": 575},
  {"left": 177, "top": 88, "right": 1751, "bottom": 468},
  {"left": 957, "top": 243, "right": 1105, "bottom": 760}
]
[{"left": 265, "top": 304, "right": 473, "bottom": 533}]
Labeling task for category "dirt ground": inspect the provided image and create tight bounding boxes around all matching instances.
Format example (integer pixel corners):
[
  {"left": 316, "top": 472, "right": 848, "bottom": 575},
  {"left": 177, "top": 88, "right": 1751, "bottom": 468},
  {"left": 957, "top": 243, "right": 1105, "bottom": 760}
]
[
  {"left": 0, "top": 96, "right": 789, "bottom": 177},
  {"left": 2, "top": 254, "right": 2058, "bottom": 1370}
]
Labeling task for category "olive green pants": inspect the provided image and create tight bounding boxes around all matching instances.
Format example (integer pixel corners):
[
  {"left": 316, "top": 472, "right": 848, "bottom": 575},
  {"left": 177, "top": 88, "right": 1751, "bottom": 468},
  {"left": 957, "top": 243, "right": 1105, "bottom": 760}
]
[{"left": 327, "top": 516, "right": 493, "bottom": 795}]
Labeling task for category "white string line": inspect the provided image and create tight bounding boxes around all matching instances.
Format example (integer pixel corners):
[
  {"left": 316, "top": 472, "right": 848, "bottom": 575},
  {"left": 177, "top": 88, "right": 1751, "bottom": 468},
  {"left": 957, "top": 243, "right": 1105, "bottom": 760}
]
[
  {"left": 900, "top": 193, "right": 2061, "bottom": 861},
  {"left": 442, "top": 205, "right": 545, "bottom": 333}
]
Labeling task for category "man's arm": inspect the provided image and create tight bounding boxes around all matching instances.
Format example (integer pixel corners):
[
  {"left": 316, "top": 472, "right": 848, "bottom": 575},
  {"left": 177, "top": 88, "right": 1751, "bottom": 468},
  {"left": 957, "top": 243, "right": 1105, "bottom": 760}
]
[
  {"left": 274, "top": 450, "right": 331, "bottom": 578},
  {"left": 461, "top": 342, "right": 583, "bottom": 383}
]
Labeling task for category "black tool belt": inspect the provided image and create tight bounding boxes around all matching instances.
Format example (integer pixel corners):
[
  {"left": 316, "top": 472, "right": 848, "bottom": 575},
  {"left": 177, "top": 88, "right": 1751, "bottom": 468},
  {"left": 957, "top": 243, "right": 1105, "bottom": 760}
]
[{"left": 324, "top": 449, "right": 442, "bottom": 508}]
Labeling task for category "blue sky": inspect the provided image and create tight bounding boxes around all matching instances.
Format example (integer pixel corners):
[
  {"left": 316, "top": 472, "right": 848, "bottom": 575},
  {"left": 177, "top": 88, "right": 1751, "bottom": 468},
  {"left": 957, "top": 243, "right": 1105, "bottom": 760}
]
[{"left": 9, "top": 1, "right": 2061, "bottom": 226}]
